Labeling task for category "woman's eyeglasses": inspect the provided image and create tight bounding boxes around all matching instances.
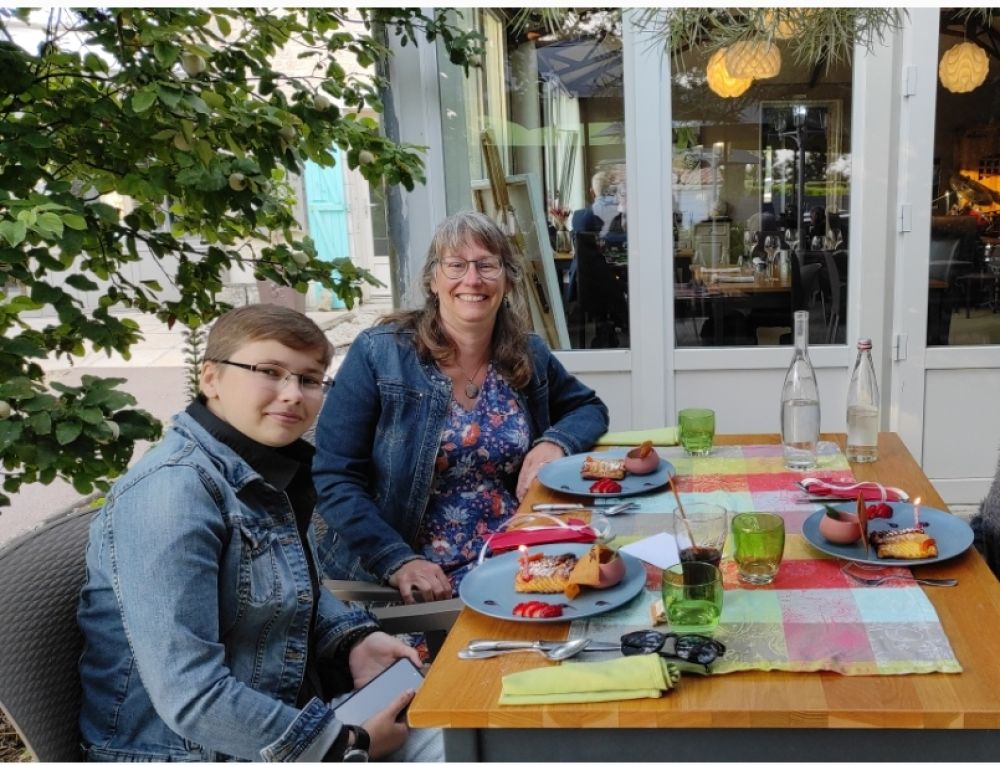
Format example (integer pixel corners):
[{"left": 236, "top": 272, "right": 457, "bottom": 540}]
[
  {"left": 439, "top": 256, "right": 504, "bottom": 281},
  {"left": 619, "top": 630, "right": 726, "bottom": 667},
  {"left": 209, "top": 360, "right": 333, "bottom": 396}
]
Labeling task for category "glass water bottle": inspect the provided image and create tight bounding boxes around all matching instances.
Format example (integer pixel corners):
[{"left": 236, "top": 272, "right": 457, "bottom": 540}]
[
  {"left": 780, "top": 310, "right": 821, "bottom": 470},
  {"left": 846, "top": 337, "right": 879, "bottom": 463}
]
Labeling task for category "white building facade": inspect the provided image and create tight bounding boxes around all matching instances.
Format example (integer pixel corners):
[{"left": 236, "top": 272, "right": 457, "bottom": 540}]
[{"left": 382, "top": 8, "right": 1000, "bottom": 510}]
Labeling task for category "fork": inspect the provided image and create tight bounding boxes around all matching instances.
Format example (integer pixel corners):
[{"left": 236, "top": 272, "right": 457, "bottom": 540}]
[{"left": 842, "top": 568, "right": 957, "bottom": 588}]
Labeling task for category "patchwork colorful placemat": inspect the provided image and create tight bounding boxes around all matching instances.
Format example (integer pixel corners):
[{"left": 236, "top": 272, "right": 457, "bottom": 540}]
[{"left": 568, "top": 442, "right": 962, "bottom": 675}]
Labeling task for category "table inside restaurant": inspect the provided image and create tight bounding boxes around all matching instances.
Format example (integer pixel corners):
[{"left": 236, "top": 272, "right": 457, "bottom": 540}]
[
  {"left": 408, "top": 433, "right": 1000, "bottom": 762},
  {"left": 689, "top": 266, "right": 791, "bottom": 345}
]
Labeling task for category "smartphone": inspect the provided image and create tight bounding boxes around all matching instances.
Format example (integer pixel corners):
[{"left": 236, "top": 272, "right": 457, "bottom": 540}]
[{"left": 332, "top": 657, "right": 424, "bottom": 725}]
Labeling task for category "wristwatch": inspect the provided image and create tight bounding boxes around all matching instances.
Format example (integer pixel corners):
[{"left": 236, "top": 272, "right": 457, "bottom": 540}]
[{"left": 342, "top": 725, "right": 370, "bottom": 762}]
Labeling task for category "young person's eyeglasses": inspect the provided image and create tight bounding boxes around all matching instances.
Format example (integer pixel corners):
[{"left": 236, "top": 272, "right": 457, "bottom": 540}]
[
  {"left": 209, "top": 360, "right": 333, "bottom": 396},
  {"left": 439, "top": 256, "right": 504, "bottom": 281}
]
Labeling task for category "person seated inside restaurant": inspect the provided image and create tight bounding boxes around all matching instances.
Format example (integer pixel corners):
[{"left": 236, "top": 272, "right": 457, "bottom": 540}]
[
  {"left": 313, "top": 211, "right": 609, "bottom": 604},
  {"left": 807, "top": 205, "right": 827, "bottom": 244},
  {"left": 77, "top": 305, "right": 434, "bottom": 762},
  {"left": 565, "top": 170, "right": 619, "bottom": 303}
]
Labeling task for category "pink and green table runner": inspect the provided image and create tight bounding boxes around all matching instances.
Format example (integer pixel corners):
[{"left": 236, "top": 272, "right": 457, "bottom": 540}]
[{"left": 568, "top": 442, "right": 962, "bottom": 676}]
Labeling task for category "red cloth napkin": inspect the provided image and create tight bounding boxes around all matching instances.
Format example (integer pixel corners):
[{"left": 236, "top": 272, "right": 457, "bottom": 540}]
[
  {"left": 486, "top": 518, "right": 598, "bottom": 553},
  {"left": 800, "top": 478, "right": 908, "bottom": 502}
]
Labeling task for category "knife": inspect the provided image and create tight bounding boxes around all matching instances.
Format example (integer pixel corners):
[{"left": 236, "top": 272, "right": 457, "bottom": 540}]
[
  {"left": 465, "top": 639, "right": 620, "bottom": 652},
  {"left": 531, "top": 503, "right": 587, "bottom": 513}
]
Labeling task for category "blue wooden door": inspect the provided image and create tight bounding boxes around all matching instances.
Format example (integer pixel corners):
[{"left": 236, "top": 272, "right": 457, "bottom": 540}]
[{"left": 304, "top": 153, "right": 350, "bottom": 308}]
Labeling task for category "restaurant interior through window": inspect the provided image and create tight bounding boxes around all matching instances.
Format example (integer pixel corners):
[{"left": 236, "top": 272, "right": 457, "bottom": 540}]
[
  {"left": 928, "top": 9, "right": 1000, "bottom": 347},
  {"left": 438, "top": 10, "right": 627, "bottom": 350},
  {"left": 671, "top": 36, "right": 853, "bottom": 347}
]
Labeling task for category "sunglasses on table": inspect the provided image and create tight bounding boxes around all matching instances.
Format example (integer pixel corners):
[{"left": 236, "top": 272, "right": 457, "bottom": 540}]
[{"left": 619, "top": 630, "right": 726, "bottom": 668}]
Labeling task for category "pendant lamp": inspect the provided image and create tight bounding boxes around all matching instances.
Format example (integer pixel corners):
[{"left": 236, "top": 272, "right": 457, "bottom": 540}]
[
  {"left": 725, "top": 41, "right": 782, "bottom": 80},
  {"left": 938, "top": 41, "right": 989, "bottom": 94},
  {"left": 706, "top": 48, "right": 753, "bottom": 98}
]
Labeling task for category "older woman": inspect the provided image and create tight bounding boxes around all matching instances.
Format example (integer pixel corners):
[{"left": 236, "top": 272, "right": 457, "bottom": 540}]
[{"left": 313, "top": 211, "right": 609, "bottom": 603}]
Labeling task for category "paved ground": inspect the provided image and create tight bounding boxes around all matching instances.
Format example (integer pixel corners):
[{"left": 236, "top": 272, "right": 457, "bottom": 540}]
[{"left": 0, "top": 303, "right": 389, "bottom": 544}]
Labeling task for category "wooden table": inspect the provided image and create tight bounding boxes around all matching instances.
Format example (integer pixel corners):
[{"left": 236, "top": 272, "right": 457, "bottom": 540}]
[
  {"left": 408, "top": 433, "right": 1000, "bottom": 761},
  {"left": 689, "top": 267, "right": 791, "bottom": 345}
]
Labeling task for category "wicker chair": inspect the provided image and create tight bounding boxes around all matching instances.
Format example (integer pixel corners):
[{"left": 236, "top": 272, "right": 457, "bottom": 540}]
[{"left": 0, "top": 507, "right": 97, "bottom": 762}]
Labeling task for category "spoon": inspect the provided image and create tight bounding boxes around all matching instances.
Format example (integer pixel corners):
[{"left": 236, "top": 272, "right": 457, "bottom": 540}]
[{"left": 458, "top": 638, "right": 592, "bottom": 661}]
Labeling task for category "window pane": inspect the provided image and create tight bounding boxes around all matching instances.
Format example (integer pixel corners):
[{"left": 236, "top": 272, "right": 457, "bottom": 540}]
[
  {"left": 927, "top": 10, "right": 1000, "bottom": 346},
  {"left": 672, "top": 43, "right": 853, "bottom": 347},
  {"left": 438, "top": 11, "right": 627, "bottom": 350}
]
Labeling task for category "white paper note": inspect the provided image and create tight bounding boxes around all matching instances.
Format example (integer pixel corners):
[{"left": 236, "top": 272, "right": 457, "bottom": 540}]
[{"left": 620, "top": 532, "right": 680, "bottom": 570}]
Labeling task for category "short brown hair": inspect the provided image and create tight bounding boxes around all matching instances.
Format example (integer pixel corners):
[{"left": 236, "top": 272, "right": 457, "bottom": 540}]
[{"left": 204, "top": 304, "right": 334, "bottom": 367}]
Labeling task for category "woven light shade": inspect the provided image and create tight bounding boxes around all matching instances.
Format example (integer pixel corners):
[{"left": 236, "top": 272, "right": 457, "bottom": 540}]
[
  {"left": 764, "top": 10, "right": 797, "bottom": 40},
  {"left": 725, "top": 41, "right": 781, "bottom": 80},
  {"left": 706, "top": 49, "right": 753, "bottom": 98},
  {"left": 939, "top": 41, "right": 989, "bottom": 94}
]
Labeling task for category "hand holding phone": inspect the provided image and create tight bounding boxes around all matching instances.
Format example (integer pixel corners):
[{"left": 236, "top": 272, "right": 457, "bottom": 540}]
[{"left": 332, "top": 657, "right": 424, "bottom": 726}]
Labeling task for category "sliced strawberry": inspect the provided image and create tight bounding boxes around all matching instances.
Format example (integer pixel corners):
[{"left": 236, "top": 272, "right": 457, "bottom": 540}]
[
  {"left": 865, "top": 502, "right": 893, "bottom": 519},
  {"left": 539, "top": 604, "right": 564, "bottom": 618},
  {"left": 512, "top": 602, "right": 527, "bottom": 617}
]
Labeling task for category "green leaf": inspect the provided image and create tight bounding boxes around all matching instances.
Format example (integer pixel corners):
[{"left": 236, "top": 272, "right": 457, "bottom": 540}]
[
  {"left": 35, "top": 212, "right": 64, "bottom": 237},
  {"left": 157, "top": 84, "right": 183, "bottom": 108},
  {"left": 26, "top": 411, "right": 52, "bottom": 435},
  {"left": 55, "top": 420, "right": 83, "bottom": 445},
  {"left": 0, "top": 420, "right": 24, "bottom": 450},
  {"left": 216, "top": 15, "right": 232, "bottom": 36},
  {"left": 77, "top": 407, "right": 105, "bottom": 425},
  {"left": 66, "top": 274, "right": 100, "bottom": 291},
  {"left": 201, "top": 90, "right": 225, "bottom": 109},
  {"left": 153, "top": 41, "right": 179, "bottom": 67},
  {"left": 83, "top": 52, "right": 108, "bottom": 72},
  {"left": 132, "top": 87, "right": 158, "bottom": 113},
  {"left": 824, "top": 505, "right": 842, "bottom": 519},
  {"left": 62, "top": 213, "right": 87, "bottom": 230},
  {"left": 0, "top": 220, "right": 27, "bottom": 246}
]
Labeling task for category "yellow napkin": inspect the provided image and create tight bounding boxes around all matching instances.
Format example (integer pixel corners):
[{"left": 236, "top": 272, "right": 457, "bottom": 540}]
[
  {"left": 499, "top": 654, "right": 675, "bottom": 705},
  {"left": 596, "top": 427, "right": 679, "bottom": 446}
]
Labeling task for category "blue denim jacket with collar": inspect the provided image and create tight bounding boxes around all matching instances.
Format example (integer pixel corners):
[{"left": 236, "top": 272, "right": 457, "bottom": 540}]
[
  {"left": 78, "top": 411, "right": 376, "bottom": 762},
  {"left": 312, "top": 326, "right": 609, "bottom": 583}
]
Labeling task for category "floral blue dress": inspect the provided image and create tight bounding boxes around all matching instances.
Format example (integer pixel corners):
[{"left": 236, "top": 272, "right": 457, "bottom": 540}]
[{"left": 415, "top": 363, "right": 530, "bottom": 588}]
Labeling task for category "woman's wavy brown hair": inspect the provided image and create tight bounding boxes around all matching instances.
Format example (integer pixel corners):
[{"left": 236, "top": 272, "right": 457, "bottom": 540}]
[{"left": 379, "top": 210, "right": 533, "bottom": 389}]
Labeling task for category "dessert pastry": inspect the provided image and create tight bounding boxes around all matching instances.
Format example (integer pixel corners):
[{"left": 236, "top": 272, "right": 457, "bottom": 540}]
[
  {"left": 514, "top": 552, "right": 578, "bottom": 593},
  {"left": 868, "top": 528, "right": 938, "bottom": 559},
  {"left": 580, "top": 455, "right": 626, "bottom": 480},
  {"left": 567, "top": 543, "right": 626, "bottom": 592}
]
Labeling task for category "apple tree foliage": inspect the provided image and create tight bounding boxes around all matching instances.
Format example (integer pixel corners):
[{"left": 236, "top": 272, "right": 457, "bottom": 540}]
[{"left": 0, "top": 7, "right": 482, "bottom": 507}]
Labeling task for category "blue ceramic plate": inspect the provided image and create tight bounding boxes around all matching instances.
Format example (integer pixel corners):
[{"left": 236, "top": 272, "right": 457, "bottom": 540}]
[
  {"left": 801, "top": 502, "right": 974, "bottom": 566},
  {"left": 458, "top": 543, "right": 646, "bottom": 623},
  {"left": 537, "top": 449, "right": 676, "bottom": 498}
]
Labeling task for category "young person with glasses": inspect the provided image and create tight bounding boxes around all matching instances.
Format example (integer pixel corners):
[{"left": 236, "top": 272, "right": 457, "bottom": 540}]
[
  {"left": 78, "top": 305, "right": 434, "bottom": 761},
  {"left": 313, "top": 211, "right": 609, "bottom": 605}
]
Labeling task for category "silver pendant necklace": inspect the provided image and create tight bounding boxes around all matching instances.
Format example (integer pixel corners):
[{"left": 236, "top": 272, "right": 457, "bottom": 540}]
[{"left": 458, "top": 359, "right": 488, "bottom": 399}]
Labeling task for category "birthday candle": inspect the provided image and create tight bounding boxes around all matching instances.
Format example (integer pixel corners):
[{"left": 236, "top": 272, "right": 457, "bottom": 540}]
[
  {"left": 913, "top": 497, "right": 921, "bottom": 529},
  {"left": 518, "top": 544, "right": 528, "bottom": 573}
]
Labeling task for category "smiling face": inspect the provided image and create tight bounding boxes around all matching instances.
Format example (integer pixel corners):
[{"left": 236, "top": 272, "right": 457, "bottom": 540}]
[
  {"left": 200, "top": 339, "right": 327, "bottom": 447},
  {"left": 430, "top": 238, "right": 508, "bottom": 335}
]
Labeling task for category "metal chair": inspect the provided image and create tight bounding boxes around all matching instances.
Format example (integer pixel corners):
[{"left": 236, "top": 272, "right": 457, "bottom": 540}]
[
  {"left": 322, "top": 580, "right": 461, "bottom": 659},
  {"left": 0, "top": 507, "right": 97, "bottom": 762}
]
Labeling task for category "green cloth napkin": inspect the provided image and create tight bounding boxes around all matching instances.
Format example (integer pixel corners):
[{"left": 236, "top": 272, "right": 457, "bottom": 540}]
[
  {"left": 499, "top": 654, "right": 675, "bottom": 705},
  {"left": 596, "top": 427, "right": 679, "bottom": 446}
]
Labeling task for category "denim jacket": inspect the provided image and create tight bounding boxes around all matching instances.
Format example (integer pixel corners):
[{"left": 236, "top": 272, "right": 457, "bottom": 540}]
[
  {"left": 78, "top": 412, "right": 376, "bottom": 762},
  {"left": 312, "top": 326, "right": 609, "bottom": 582}
]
